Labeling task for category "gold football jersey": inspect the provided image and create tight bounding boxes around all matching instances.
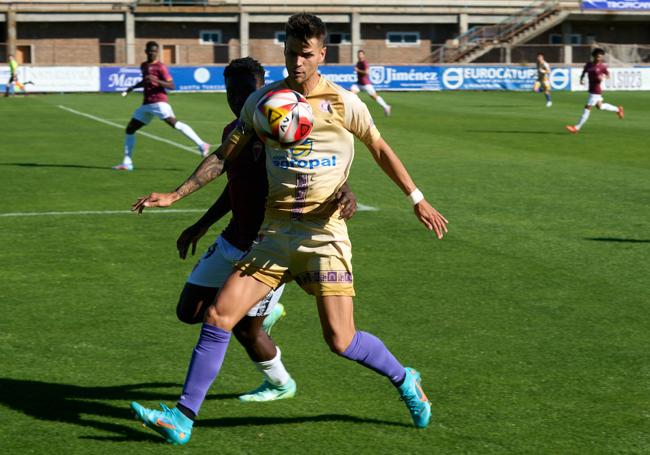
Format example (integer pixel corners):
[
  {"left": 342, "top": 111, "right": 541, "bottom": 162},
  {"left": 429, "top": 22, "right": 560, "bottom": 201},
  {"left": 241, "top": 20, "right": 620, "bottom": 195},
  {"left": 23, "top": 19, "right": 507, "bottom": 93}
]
[{"left": 229, "top": 75, "right": 380, "bottom": 219}]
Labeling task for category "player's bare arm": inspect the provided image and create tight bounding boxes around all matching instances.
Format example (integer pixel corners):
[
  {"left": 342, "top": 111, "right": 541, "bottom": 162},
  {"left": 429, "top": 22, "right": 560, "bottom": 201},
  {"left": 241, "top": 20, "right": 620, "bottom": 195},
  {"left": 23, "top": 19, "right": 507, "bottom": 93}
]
[
  {"left": 366, "top": 137, "right": 448, "bottom": 239},
  {"left": 144, "top": 74, "right": 175, "bottom": 90},
  {"left": 131, "top": 131, "right": 251, "bottom": 213},
  {"left": 177, "top": 187, "right": 232, "bottom": 259},
  {"left": 125, "top": 79, "right": 144, "bottom": 93}
]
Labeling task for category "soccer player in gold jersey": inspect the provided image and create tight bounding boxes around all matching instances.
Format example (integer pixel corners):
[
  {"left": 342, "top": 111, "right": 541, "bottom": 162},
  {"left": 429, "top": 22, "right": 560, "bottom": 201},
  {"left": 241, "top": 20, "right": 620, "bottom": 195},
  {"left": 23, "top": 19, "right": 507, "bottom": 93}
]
[{"left": 129, "top": 13, "right": 448, "bottom": 444}]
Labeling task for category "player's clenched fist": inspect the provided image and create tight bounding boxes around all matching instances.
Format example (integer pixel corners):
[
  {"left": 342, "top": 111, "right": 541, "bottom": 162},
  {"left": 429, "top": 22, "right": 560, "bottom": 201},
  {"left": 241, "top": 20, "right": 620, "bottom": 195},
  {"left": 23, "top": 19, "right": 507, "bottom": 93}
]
[
  {"left": 414, "top": 199, "right": 448, "bottom": 240},
  {"left": 132, "top": 192, "right": 177, "bottom": 214}
]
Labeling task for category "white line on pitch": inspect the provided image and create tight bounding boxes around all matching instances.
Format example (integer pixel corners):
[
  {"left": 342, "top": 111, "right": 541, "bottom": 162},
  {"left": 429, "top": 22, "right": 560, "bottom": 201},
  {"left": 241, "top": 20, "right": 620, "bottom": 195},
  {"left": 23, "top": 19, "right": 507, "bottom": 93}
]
[
  {"left": 0, "top": 205, "right": 378, "bottom": 218},
  {"left": 58, "top": 105, "right": 200, "bottom": 155},
  {"left": 357, "top": 203, "right": 379, "bottom": 212},
  {"left": 0, "top": 209, "right": 206, "bottom": 218}
]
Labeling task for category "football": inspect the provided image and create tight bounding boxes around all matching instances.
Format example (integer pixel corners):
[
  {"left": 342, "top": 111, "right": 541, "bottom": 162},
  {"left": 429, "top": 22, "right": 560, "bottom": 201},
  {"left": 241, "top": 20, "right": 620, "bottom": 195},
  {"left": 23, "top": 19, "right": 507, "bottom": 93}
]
[{"left": 253, "top": 88, "right": 314, "bottom": 149}]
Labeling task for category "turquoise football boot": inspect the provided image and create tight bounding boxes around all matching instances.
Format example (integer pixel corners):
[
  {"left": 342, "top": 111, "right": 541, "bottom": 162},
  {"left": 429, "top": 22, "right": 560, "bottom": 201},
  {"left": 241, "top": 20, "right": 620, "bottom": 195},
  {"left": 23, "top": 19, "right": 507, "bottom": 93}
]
[
  {"left": 398, "top": 368, "right": 431, "bottom": 428},
  {"left": 262, "top": 302, "right": 286, "bottom": 335},
  {"left": 131, "top": 401, "right": 193, "bottom": 445},
  {"left": 239, "top": 378, "right": 297, "bottom": 402}
]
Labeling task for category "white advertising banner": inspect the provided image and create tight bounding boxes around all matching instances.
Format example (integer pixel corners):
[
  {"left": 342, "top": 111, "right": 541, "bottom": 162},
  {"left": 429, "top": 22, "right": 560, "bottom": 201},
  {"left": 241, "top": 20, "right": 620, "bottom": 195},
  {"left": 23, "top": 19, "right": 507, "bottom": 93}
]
[
  {"left": 571, "top": 67, "right": 650, "bottom": 91},
  {"left": 19, "top": 66, "right": 100, "bottom": 92}
]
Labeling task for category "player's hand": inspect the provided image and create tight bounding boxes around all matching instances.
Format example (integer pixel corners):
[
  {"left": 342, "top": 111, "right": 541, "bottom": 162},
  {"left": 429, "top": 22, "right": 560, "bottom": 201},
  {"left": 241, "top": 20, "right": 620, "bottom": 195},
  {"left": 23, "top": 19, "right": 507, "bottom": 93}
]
[
  {"left": 131, "top": 192, "right": 177, "bottom": 214},
  {"left": 177, "top": 223, "right": 209, "bottom": 259},
  {"left": 336, "top": 187, "right": 358, "bottom": 220},
  {"left": 414, "top": 200, "right": 448, "bottom": 239}
]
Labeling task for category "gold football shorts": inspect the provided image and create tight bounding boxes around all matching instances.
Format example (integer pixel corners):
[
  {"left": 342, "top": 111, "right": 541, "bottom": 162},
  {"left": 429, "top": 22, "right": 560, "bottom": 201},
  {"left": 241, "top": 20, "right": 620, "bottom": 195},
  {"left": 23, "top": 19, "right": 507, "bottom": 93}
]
[{"left": 235, "top": 214, "right": 354, "bottom": 297}]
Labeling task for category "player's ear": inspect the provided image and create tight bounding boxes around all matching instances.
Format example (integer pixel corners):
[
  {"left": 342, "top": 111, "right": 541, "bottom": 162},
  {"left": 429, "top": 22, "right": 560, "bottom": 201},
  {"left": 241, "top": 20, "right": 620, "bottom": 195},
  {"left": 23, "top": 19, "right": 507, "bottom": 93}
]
[{"left": 319, "top": 45, "right": 327, "bottom": 63}]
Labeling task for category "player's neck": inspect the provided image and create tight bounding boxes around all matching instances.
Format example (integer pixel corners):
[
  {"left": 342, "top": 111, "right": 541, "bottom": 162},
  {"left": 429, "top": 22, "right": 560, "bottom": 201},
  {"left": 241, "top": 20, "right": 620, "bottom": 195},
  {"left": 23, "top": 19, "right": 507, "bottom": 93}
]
[{"left": 287, "top": 72, "right": 321, "bottom": 96}]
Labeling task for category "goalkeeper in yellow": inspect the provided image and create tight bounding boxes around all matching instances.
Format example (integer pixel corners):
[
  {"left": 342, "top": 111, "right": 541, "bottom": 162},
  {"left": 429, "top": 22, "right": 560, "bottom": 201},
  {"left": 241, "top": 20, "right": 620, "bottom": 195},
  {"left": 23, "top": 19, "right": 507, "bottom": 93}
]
[
  {"left": 129, "top": 13, "right": 448, "bottom": 444},
  {"left": 533, "top": 52, "right": 552, "bottom": 107}
]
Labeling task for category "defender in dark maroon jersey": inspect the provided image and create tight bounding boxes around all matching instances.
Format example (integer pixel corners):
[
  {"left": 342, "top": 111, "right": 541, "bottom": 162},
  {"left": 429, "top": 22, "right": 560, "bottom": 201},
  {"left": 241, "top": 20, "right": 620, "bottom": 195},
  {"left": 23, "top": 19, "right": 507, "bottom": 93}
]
[
  {"left": 173, "top": 57, "right": 358, "bottom": 403},
  {"left": 113, "top": 41, "right": 210, "bottom": 171},
  {"left": 350, "top": 50, "right": 391, "bottom": 116},
  {"left": 566, "top": 48, "right": 624, "bottom": 134}
]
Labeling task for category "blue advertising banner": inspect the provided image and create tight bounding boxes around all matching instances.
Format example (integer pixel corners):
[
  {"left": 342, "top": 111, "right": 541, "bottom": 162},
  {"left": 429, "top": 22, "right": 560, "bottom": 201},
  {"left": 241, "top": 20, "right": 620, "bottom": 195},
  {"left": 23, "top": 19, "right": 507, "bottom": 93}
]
[
  {"left": 440, "top": 66, "right": 570, "bottom": 91},
  {"left": 100, "top": 65, "right": 443, "bottom": 92},
  {"left": 101, "top": 65, "right": 569, "bottom": 92},
  {"left": 582, "top": 0, "right": 650, "bottom": 10}
]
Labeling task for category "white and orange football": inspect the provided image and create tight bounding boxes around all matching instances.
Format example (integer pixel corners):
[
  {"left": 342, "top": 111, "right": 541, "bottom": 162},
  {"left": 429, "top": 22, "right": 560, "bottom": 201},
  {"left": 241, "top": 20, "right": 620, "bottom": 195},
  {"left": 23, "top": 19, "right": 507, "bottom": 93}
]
[{"left": 253, "top": 89, "right": 314, "bottom": 149}]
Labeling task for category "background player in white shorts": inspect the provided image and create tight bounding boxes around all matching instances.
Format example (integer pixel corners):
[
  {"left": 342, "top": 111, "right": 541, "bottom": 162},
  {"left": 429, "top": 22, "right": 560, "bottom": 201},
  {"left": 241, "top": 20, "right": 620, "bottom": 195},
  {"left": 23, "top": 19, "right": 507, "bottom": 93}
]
[
  {"left": 350, "top": 50, "right": 391, "bottom": 116},
  {"left": 566, "top": 48, "right": 624, "bottom": 134},
  {"left": 113, "top": 41, "right": 210, "bottom": 171}
]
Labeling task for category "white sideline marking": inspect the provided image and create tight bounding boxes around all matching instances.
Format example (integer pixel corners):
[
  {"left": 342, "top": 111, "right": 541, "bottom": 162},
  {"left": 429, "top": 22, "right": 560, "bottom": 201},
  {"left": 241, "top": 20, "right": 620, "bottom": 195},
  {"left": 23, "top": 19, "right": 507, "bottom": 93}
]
[
  {"left": 0, "top": 209, "right": 206, "bottom": 218},
  {"left": 58, "top": 105, "right": 200, "bottom": 155},
  {"left": 1, "top": 205, "right": 379, "bottom": 218},
  {"left": 357, "top": 203, "right": 379, "bottom": 212}
]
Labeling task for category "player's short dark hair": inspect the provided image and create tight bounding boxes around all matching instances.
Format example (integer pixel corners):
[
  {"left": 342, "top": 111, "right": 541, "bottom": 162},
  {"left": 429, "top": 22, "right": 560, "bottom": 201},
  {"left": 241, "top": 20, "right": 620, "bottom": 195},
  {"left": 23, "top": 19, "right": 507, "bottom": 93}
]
[
  {"left": 224, "top": 57, "right": 265, "bottom": 85},
  {"left": 592, "top": 48, "right": 605, "bottom": 57},
  {"left": 537, "top": 52, "right": 544, "bottom": 57},
  {"left": 285, "top": 13, "right": 327, "bottom": 44},
  {"left": 145, "top": 41, "right": 159, "bottom": 50}
]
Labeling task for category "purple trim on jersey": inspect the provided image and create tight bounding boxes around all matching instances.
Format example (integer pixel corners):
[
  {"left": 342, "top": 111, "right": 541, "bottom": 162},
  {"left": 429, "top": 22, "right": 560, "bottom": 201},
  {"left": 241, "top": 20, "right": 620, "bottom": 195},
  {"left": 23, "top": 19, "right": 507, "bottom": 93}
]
[
  {"left": 584, "top": 62, "right": 609, "bottom": 95},
  {"left": 295, "top": 271, "right": 353, "bottom": 286},
  {"left": 290, "top": 174, "right": 309, "bottom": 221},
  {"left": 141, "top": 61, "right": 171, "bottom": 105},
  {"left": 356, "top": 60, "right": 371, "bottom": 85}
]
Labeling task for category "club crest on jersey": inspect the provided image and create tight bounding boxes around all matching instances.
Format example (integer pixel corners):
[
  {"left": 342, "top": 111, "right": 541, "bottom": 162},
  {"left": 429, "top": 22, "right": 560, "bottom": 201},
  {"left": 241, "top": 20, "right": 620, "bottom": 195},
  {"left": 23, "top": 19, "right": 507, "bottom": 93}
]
[
  {"left": 289, "top": 139, "right": 313, "bottom": 158},
  {"left": 319, "top": 100, "right": 333, "bottom": 114}
]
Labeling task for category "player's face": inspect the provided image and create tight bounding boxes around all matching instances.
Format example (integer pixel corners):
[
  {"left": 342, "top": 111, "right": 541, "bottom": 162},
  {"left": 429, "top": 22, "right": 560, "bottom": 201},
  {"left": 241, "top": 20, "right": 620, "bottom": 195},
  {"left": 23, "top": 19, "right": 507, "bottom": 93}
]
[
  {"left": 594, "top": 53, "right": 604, "bottom": 64},
  {"left": 225, "top": 73, "right": 260, "bottom": 117},
  {"left": 284, "top": 36, "right": 326, "bottom": 85},
  {"left": 145, "top": 46, "right": 158, "bottom": 62},
  {"left": 358, "top": 51, "right": 365, "bottom": 61},
  {"left": 536, "top": 54, "right": 544, "bottom": 63}
]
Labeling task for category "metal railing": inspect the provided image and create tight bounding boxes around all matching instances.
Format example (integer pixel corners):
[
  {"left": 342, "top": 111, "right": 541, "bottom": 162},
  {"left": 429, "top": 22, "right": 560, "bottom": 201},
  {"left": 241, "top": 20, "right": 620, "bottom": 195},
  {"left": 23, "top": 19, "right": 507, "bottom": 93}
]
[{"left": 432, "top": 0, "right": 561, "bottom": 63}]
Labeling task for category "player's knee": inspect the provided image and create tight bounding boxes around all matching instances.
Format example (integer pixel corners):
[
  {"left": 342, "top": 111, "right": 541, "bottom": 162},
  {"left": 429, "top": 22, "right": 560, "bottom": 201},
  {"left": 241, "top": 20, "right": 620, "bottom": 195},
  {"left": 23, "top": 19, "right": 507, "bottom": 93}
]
[
  {"left": 324, "top": 333, "right": 350, "bottom": 355},
  {"left": 204, "top": 304, "right": 236, "bottom": 331},
  {"left": 176, "top": 300, "right": 202, "bottom": 325}
]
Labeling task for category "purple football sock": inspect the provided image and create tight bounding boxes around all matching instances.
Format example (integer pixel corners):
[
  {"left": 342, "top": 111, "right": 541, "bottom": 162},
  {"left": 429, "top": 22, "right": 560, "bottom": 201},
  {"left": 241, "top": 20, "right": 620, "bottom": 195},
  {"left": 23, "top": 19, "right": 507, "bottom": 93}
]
[
  {"left": 341, "top": 331, "right": 406, "bottom": 385},
  {"left": 177, "top": 323, "right": 231, "bottom": 416}
]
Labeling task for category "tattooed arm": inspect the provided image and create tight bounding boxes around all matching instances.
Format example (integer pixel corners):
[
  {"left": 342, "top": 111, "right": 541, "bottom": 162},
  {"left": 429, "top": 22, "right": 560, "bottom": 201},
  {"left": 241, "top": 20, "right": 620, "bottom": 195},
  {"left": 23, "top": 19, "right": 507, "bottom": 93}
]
[{"left": 132, "top": 131, "right": 251, "bottom": 213}]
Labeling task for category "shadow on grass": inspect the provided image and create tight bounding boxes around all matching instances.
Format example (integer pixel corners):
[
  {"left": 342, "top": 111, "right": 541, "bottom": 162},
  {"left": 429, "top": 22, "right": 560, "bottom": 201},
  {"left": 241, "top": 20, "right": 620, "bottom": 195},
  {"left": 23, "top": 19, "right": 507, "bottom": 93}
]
[
  {"left": 199, "top": 414, "right": 412, "bottom": 429},
  {"left": 0, "top": 162, "right": 183, "bottom": 172},
  {"left": 0, "top": 378, "right": 182, "bottom": 442},
  {"left": 585, "top": 237, "right": 650, "bottom": 243},
  {"left": 0, "top": 378, "right": 408, "bottom": 443},
  {"left": 466, "top": 129, "right": 566, "bottom": 135}
]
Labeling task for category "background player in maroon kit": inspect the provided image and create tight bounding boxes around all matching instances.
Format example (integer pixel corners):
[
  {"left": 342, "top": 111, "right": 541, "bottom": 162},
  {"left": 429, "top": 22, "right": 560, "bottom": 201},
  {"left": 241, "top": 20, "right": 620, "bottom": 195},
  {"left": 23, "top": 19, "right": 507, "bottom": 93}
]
[
  {"left": 566, "top": 48, "right": 624, "bottom": 134},
  {"left": 350, "top": 50, "right": 391, "bottom": 116},
  {"left": 174, "top": 57, "right": 359, "bottom": 401},
  {"left": 113, "top": 41, "right": 210, "bottom": 171}
]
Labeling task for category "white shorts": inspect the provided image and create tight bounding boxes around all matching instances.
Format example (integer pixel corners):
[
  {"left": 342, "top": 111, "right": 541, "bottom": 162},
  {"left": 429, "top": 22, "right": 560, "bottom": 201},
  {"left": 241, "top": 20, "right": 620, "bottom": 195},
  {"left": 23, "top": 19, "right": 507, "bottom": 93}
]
[
  {"left": 586, "top": 94, "right": 604, "bottom": 107},
  {"left": 350, "top": 83, "right": 376, "bottom": 96},
  {"left": 187, "top": 235, "right": 284, "bottom": 317},
  {"left": 133, "top": 102, "right": 175, "bottom": 124}
]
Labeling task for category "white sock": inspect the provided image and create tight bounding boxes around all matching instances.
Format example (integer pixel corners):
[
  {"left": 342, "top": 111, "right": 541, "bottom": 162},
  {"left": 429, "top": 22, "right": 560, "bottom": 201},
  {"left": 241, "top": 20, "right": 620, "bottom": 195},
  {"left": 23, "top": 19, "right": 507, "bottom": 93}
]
[
  {"left": 576, "top": 109, "right": 591, "bottom": 130},
  {"left": 174, "top": 121, "right": 204, "bottom": 147},
  {"left": 254, "top": 347, "right": 291, "bottom": 386},
  {"left": 600, "top": 103, "right": 619, "bottom": 112},
  {"left": 123, "top": 134, "right": 135, "bottom": 165},
  {"left": 375, "top": 96, "right": 389, "bottom": 110}
]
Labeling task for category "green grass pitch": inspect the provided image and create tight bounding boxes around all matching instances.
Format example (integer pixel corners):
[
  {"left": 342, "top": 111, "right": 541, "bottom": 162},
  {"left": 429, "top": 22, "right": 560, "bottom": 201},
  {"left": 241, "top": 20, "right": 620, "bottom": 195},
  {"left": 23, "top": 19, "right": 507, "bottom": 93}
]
[{"left": 1, "top": 90, "right": 648, "bottom": 454}]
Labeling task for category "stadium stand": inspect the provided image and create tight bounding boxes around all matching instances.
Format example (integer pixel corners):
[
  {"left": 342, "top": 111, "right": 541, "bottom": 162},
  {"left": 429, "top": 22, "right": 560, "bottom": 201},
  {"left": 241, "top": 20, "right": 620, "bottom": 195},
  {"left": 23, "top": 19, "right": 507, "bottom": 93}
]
[{"left": 1, "top": 1, "right": 649, "bottom": 65}]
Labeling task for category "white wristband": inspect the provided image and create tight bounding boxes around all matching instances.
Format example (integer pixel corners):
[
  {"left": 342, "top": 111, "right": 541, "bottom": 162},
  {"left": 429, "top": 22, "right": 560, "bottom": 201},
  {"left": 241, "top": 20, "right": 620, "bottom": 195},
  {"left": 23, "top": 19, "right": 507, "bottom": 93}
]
[{"left": 408, "top": 188, "right": 424, "bottom": 205}]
